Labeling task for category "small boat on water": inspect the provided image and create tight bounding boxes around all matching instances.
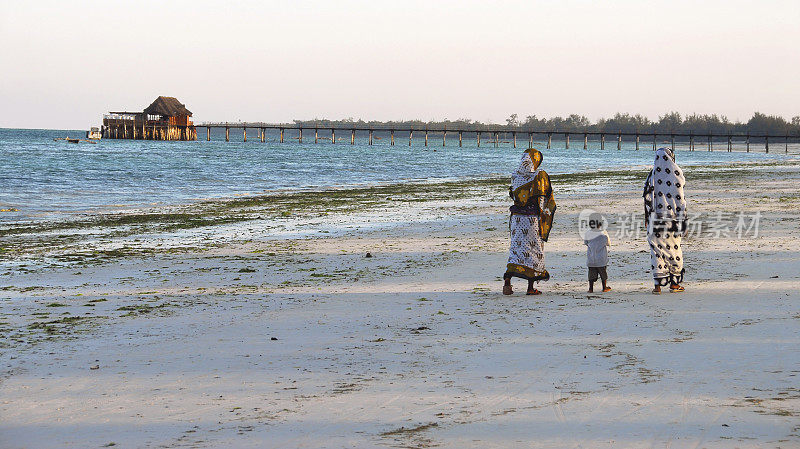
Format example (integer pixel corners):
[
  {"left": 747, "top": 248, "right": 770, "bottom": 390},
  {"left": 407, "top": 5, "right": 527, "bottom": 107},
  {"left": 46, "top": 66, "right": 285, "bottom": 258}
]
[
  {"left": 53, "top": 137, "right": 97, "bottom": 144},
  {"left": 86, "top": 127, "right": 102, "bottom": 139}
]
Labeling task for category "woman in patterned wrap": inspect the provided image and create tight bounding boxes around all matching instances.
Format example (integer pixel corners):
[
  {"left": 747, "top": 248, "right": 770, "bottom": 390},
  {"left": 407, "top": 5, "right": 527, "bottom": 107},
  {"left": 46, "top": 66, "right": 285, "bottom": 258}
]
[
  {"left": 502, "top": 148, "right": 556, "bottom": 295},
  {"left": 644, "top": 147, "right": 687, "bottom": 294}
]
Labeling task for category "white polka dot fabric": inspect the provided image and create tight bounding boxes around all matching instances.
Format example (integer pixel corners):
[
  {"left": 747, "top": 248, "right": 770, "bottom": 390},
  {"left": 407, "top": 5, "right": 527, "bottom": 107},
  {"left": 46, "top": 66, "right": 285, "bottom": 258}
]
[
  {"left": 643, "top": 148, "right": 687, "bottom": 285},
  {"left": 647, "top": 147, "right": 687, "bottom": 220}
]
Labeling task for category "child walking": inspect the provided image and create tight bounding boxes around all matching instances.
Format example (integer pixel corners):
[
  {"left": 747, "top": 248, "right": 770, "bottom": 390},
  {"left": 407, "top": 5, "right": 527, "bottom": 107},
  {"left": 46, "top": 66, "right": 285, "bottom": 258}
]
[{"left": 585, "top": 220, "right": 611, "bottom": 293}]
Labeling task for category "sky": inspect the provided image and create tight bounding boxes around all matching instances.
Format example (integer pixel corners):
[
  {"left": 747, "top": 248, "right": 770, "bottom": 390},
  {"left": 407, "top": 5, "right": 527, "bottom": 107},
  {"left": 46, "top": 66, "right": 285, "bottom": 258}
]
[{"left": 1, "top": 0, "right": 798, "bottom": 129}]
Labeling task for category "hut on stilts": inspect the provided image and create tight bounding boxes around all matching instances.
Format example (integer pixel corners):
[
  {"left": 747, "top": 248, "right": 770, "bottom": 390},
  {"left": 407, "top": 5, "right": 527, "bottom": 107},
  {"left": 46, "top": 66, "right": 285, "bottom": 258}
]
[{"left": 102, "top": 96, "right": 197, "bottom": 141}]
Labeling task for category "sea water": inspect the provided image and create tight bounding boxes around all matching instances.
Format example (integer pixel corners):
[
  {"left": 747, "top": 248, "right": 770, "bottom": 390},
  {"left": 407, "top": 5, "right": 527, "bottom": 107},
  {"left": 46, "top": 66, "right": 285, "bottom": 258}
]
[{"left": 0, "top": 127, "right": 795, "bottom": 222}]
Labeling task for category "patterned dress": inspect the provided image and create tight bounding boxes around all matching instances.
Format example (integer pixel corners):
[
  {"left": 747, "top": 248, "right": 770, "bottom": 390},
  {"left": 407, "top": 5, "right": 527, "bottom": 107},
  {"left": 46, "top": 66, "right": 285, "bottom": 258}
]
[
  {"left": 643, "top": 148, "right": 687, "bottom": 286},
  {"left": 504, "top": 149, "right": 556, "bottom": 281}
]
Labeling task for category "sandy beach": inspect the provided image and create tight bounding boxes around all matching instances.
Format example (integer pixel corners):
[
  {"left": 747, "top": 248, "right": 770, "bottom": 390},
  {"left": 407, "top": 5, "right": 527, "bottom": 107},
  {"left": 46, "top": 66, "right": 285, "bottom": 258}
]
[{"left": 1, "top": 160, "right": 799, "bottom": 448}]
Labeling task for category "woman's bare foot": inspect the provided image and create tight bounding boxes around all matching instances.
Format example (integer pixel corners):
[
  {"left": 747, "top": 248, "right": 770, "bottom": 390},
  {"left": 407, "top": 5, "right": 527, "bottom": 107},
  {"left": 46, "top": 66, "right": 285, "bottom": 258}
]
[
  {"left": 502, "top": 284, "right": 513, "bottom": 295},
  {"left": 652, "top": 286, "right": 661, "bottom": 294},
  {"left": 602, "top": 286, "right": 612, "bottom": 292}
]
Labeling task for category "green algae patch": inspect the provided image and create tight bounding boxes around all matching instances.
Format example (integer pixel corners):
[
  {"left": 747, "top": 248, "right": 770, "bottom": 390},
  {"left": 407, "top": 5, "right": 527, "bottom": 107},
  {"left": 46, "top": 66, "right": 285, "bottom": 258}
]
[
  {"left": 3, "top": 159, "right": 798, "bottom": 262},
  {"left": 27, "top": 315, "right": 103, "bottom": 336},
  {"left": 116, "top": 302, "right": 173, "bottom": 317}
]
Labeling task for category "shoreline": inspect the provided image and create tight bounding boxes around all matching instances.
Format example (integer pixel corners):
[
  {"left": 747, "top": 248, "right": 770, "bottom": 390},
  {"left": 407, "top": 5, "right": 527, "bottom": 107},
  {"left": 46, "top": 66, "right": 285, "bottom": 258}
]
[
  {"left": 1, "top": 132, "right": 796, "bottom": 225},
  {"left": 2, "top": 158, "right": 797, "bottom": 244}
]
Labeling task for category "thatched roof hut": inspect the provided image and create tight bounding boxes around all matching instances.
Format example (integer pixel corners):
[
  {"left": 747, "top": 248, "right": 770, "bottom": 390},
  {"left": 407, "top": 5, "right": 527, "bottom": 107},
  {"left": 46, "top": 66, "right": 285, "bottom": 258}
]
[
  {"left": 103, "top": 96, "right": 196, "bottom": 141},
  {"left": 144, "top": 96, "right": 192, "bottom": 117}
]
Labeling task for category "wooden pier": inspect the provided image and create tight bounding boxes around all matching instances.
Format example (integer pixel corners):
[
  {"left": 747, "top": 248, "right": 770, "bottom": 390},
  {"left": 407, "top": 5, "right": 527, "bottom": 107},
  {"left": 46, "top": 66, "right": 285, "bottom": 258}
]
[{"left": 194, "top": 122, "right": 797, "bottom": 153}]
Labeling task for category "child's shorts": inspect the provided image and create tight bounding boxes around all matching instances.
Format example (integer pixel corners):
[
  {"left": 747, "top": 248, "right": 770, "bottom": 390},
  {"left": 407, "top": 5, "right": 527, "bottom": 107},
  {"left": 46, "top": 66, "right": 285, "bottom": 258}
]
[{"left": 588, "top": 266, "right": 607, "bottom": 282}]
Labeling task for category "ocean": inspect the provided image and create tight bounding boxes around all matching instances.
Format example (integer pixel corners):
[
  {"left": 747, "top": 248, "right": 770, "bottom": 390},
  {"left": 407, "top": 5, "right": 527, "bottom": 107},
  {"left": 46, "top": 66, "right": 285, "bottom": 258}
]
[{"left": 0, "top": 127, "right": 795, "bottom": 223}]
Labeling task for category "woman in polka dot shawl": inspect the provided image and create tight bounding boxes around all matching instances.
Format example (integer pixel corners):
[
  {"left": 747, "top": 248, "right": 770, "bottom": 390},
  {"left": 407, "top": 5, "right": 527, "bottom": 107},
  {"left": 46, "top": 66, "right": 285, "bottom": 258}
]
[{"left": 643, "top": 147, "right": 687, "bottom": 294}]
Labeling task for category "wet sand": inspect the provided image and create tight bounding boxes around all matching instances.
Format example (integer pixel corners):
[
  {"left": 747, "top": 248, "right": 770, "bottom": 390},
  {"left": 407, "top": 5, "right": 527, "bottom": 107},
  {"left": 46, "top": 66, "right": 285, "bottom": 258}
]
[{"left": 1, "top": 160, "right": 799, "bottom": 448}]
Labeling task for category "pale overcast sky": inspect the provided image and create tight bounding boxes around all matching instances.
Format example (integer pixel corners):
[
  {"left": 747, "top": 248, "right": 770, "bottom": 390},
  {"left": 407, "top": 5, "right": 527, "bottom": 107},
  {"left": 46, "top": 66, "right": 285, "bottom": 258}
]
[{"left": 1, "top": 0, "right": 798, "bottom": 129}]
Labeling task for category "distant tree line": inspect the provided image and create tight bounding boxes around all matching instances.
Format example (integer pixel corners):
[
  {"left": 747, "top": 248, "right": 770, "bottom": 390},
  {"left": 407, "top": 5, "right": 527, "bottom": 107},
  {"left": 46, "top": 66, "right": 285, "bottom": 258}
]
[{"left": 294, "top": 112, "right": 800, "bottom": 136}]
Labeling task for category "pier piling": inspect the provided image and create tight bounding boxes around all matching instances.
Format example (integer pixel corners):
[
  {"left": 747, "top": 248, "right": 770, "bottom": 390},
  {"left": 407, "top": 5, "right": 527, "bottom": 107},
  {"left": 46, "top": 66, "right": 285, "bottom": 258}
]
[
  {"left": 584, "top": 133, "right": 588, "bottom": 149},
  {"left": 529, "top": 133, "right": 533, "bottom": 148},
  {"left": 369, "top": 130, "right": 373, "bottom": 145},
  {"left": 409, "top": 130, "right": 412, "bottom": 146},
  {"left": 225, "top": 127, "right": 229, "bottom": 142},
  {"left": 332, "top": 129, "right": 335, "bottom": 144},
  {"left": 546, "top": 133, "right": 552, "bottom": 149},
  {"left": 315, "top": 129, "right": 318, "bottom": 144},
  {"left": 765, "top": 135, "right": 769, "bottom": 153},
  {"left": 391, "top": 130, "right": 395, "bottom": 146},
  {"left": 477, "top": 132, "right": 481, "bottom": 147},
  {"left": 635, "top": 134, "right": 640, "bottom": 150},
  {"left": 299, "top": 129, "right": 303, "bottom": 143},
  {"left": 617, "top": 133, "right": 621, "bottom": 150},
  {"left": 708, "top": 135, "right": 712, "bottom": 151},
  {"left": 351, "top": 129, "right": 355, "bottom": 145},
  {"left": 512, "top": 131, "right": 517, "bottom": 149},
  {"left": 565, "top": 133, "right": 569, "bottom": 149},
  {"left": 425, "top": 130, "right": 428, "bottom": 147},
  {"left": 443, "top": 130, "right": 446, "bottom": 147},
  {"left": 243, "top": 127, "right": 247, "bottom": 142},
  {"left": 746, "top": 133, "right": 750, "bottom": 152},
  {"left": 459, "top": 131, "right": 463, "bottom": 147},
  {"left": 280, "top": 128, "right": 284, "bottom": 143},
  {"left": 601, "top": 134, "right": 605, "bottom": 150},
  {"left": 207, "top": 127, "right": 210, "bottom": 141}
]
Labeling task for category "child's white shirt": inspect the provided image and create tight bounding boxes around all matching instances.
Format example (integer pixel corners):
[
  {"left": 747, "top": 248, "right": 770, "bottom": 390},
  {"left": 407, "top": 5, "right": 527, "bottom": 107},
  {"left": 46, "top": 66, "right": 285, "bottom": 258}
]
[{"left": 584, "top": 230, "right": 610, "bottom": 267}]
